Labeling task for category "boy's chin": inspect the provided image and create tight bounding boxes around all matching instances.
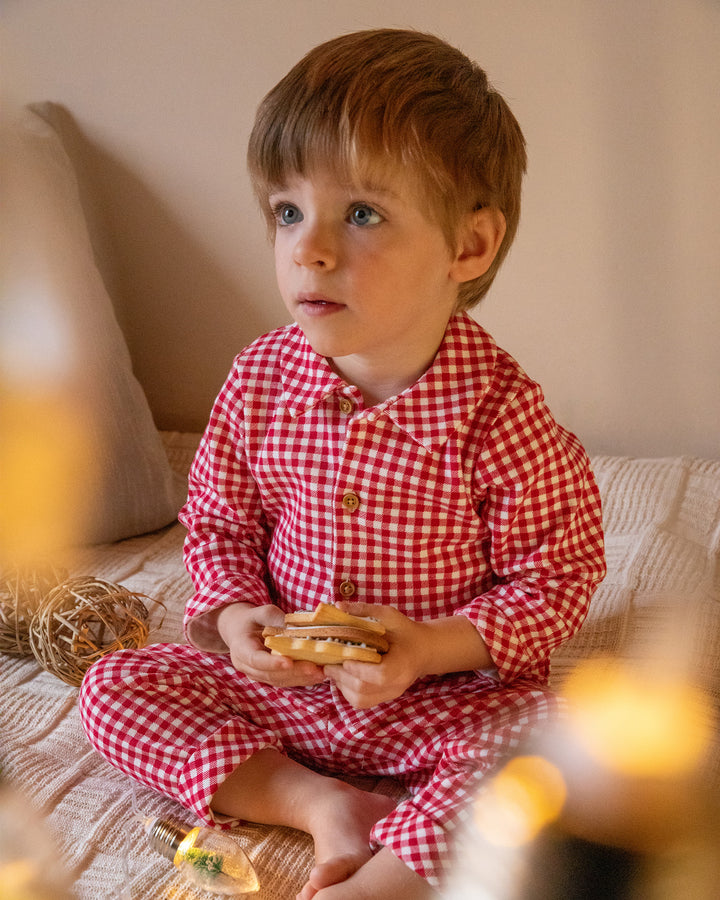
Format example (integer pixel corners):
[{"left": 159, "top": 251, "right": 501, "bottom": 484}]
[{"left": 296, "top": 325, "right": 356, "bottom": 363}]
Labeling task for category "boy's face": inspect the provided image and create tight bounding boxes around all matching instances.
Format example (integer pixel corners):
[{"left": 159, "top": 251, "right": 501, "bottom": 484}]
[{"left": 269, "top": 164, "right": 462, "bottom": 400}]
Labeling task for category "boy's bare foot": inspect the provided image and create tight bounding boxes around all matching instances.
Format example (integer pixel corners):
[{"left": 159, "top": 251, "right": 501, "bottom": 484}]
[
  {"left": 302, "top": 846, "right": 437, "bottom": 900},
  {"left": 210, "top": 749, "right": 407, "bottom": 900},
  {"left": 296, "top": 784, "right": 395, "bottom": 900}
]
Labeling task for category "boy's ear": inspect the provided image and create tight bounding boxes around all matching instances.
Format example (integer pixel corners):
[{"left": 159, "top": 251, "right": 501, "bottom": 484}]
[{"left": 450, "top": 207, "right": 507, "bottom": 284}]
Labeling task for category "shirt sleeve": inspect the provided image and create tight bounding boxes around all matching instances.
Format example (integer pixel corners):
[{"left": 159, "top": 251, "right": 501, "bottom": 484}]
[
  {"left": 179, "top": 366, "right": 273, "bottom": 652},
  {"left": 454, "top": 381, "right": 606, "bottom": 684}
]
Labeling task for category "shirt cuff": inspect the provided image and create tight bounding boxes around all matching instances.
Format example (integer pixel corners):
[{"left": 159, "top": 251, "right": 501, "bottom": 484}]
[{"left": 454, "top": 602, "right": 531, "bottom": 683}]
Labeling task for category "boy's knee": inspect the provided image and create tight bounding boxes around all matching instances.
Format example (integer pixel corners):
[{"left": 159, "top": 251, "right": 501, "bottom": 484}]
[{"left": 79, "top": 649, "right": 120, "bottom": 698}]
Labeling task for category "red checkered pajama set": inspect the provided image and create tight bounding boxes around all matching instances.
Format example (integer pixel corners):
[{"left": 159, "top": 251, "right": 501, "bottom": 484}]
[{"left": 79, "top": 313, "right": 606, "bottom": 889}]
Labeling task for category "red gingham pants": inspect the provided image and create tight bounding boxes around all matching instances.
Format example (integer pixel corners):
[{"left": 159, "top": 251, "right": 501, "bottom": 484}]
[{"left": 78, "top": 643, "right": 560, "bottom": 888}]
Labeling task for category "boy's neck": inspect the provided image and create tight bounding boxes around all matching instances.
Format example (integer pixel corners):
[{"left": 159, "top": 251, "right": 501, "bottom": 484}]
[
  {"left": 324, "top": 312, "right": 458, "bottom": 407},
  {"left": 328, "top": 345, "right": 439, "bottom": 408}
]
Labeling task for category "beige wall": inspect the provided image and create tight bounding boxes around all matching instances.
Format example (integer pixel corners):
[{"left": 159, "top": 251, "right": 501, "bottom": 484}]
[{"left": 3, "top": 0, "right": 719, "bottom": 458}]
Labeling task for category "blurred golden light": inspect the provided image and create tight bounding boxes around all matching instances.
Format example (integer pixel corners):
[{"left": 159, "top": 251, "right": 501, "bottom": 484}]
[
  {"left": 0, "top": 858, "right": 38, "bottom": 894},
  {"left": 474, "top": 755, "right": 567, "bottom": 847},
  {"left": 564, "top": 658, "right": 715, "bottom": 778},
  {"left": 0, "top": 388, "right": 96, "bottom": 565}
]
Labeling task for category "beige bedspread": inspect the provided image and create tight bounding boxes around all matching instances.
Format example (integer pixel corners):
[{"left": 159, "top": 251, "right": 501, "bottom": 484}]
[{"left": 1, "top": 434, "right": 718, "bottom": 898}]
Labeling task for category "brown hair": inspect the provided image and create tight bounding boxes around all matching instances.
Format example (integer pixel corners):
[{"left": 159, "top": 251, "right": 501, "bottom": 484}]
[{"left": 247, "top": 28, "right": 526, "bottom": 308}]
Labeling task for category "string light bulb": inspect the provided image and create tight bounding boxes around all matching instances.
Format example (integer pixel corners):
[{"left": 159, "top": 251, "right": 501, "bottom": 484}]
[
  {"left": 141, "top": 816, "right": 259, "bottom": 895},
  {"left": 446, "top": 657, "right": 720, "bottom": 899}
]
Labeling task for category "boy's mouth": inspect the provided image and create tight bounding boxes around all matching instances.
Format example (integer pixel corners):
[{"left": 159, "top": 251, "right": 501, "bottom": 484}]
[{"left": 296, "top": 293, "right": 344, "bottom": 313}]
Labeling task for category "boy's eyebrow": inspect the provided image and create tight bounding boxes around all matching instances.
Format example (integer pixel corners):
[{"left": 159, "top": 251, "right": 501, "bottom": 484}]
[
  {"left": 266, "top": 174, "right": 404, "bottom": 201},
  {"left": 341, "top": 173, "right": 404, "bottom": 199},
  {"left": 352, "top": 183, "right": 402, "bottom": 201}
]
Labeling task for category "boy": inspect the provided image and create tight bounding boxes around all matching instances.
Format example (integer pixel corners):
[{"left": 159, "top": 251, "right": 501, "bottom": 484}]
[{"left": 80, "top": 29, "right": 605, "bottom": 899}]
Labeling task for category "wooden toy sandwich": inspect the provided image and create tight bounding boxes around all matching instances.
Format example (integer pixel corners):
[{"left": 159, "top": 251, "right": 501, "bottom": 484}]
[{"left": 262, "top": 602, "right": 388, "bottom": 664}]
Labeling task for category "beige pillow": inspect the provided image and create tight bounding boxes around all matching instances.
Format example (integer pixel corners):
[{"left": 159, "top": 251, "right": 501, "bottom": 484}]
[{"left": 0, "top": 104, "right": 186, "bottom": 552}]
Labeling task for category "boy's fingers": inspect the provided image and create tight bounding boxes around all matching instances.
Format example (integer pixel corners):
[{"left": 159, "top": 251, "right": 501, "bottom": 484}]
[
  {"left": 244, "top": 652, "right": 324, "bottom": 686},
  {"left": 336, "top": 658, "right": 383, "bottom": 682},
  {"left": 253, "top": 604, "right": 286, "bottom": 628},
  {"left": 335, "top": 601, "right": 395, "bottom": 624}
]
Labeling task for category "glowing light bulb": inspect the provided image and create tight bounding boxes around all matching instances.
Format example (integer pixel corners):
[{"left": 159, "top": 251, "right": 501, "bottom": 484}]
[
  {"left": 142, "top": 816, "right": 259, "bottom": 895},
  {"left": 447, "top": 658, "right": 720, "bottom": 899}
]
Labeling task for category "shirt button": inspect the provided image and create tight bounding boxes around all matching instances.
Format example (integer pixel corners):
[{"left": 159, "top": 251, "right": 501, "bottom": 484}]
[
  {"left": 338, "top": 580, "right": 356, "bottom": 599},
  {"left": 341, "top": 491, "right": 360, "bottom": 512},
  {"left": 338, "top": 396, "right": 354, "bottom": 414}
]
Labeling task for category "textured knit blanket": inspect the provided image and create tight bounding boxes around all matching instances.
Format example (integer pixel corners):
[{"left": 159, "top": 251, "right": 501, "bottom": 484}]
[{"left": 1, "top": 434, "right": 718, "bottom": 899}]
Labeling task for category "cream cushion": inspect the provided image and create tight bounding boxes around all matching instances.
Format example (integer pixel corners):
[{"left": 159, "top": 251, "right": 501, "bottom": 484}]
[{"left": 0, "top": 105, "right": 185, "bottom": 546}]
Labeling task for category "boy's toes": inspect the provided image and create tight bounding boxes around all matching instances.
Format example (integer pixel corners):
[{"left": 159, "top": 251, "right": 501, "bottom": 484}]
[
  {"left": 296, "top": 884, "right": 317, "bottom": 900},
  {"left": 308, "top": 852, "right": 368, "bottom": 892}
]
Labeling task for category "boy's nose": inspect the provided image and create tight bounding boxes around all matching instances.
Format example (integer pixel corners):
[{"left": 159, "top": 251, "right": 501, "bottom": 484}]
[{"left": 292, "top": 224, "right": 337, "bottom": 269}]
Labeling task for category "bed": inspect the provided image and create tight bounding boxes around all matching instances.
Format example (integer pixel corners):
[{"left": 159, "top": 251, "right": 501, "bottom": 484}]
[{"left": 1, "top": 105, "right": 718, "bottom": 899}]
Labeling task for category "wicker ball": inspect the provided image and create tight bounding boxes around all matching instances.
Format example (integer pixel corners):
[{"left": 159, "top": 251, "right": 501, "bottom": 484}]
[
  {"left": 0, "top": 564, "right": 69, "bottom": 655},
  {"left": 27, "top": 576, "right": 159, "bottom": 686}
]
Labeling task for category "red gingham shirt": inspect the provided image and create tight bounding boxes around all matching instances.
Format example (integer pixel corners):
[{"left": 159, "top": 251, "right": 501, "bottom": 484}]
[{"left": 180, "top": 313, "right": 605, "bottom": 684}]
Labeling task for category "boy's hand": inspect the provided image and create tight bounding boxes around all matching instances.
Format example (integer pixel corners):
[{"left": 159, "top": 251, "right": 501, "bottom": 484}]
[
  {"left": 323, "top": 601, "right": 493, "bottom": 709},
  {"left": 216, "top": 602, "right": 325, "bottom": 688},
  {"left": 322, "top": 603, "right": 429, "bottom": 709}
]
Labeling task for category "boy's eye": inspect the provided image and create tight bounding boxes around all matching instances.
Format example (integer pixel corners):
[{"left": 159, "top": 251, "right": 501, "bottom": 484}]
[
  {"left": 348, "top": 204, "right": 382, "bottom": 227},
  {"left": 274, "top": 203, "right": 303, "bottom": 226}
]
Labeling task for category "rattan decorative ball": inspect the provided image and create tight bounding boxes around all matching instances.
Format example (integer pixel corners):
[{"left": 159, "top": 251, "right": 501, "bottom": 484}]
[
  {"left": 27, "top": 576, "right": 159, "bottom": 686},
  {"left": 0, "top": 564, "right": 69, "bottom": 655}
]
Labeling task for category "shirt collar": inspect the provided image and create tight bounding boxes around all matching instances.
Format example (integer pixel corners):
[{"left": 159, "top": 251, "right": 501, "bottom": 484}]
[
  {"left": 279, "top": 324, "right": 346, "bottom": 416},
  {"left": 279, "top": 314, "right": 498, "bottom": 450},
  {"left": 384, "top": 313, "right": 497, "bottom": 450}
]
